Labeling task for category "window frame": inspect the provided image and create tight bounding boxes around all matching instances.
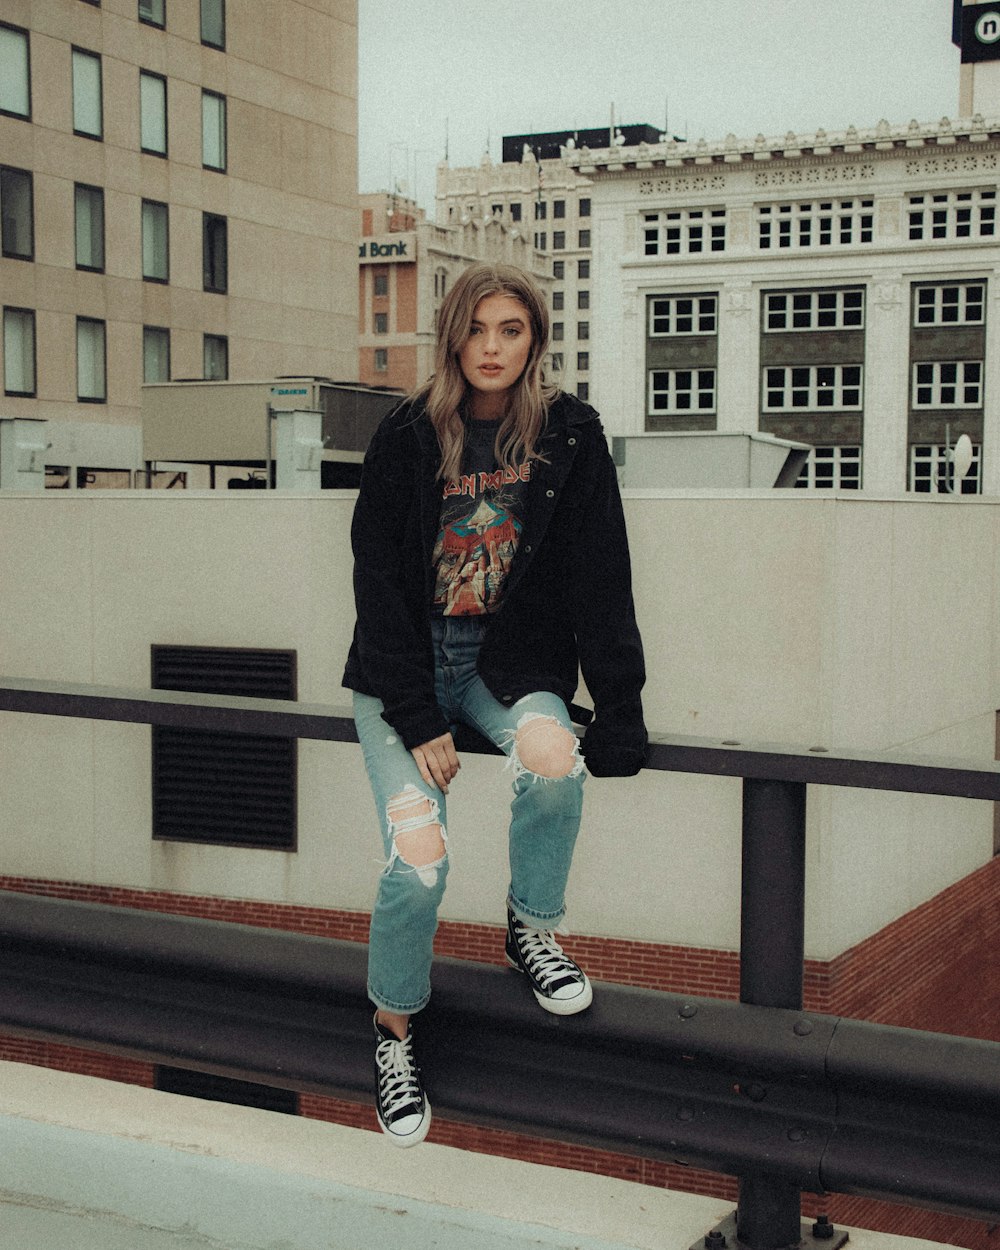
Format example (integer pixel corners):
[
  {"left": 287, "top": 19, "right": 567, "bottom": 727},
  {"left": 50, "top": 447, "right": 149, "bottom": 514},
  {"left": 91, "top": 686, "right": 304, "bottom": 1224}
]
[
  {"left": 71, "top": 46, "right": 103, "bottom": 140},
  {"left": 763, "top": 287, "right": 865, "bottom": 332},
  {"left": 138, "top": 0, "right": 166, "bottom": 28},
  {"left": 201, "top": 89, "right": 226, "bottom": 172},
  {"left": 373, "top": 347, "right": 388, "bottom": 372},
  {"left": 141, "top": 198, "right": 169, "bottom": 283},
  {"left": 140, "top": 69, "right": 168, "bottom": 157},
  {"left": 642, "top": 208, "right": 724, "bottom": 257},
  {"left": 200, "top": 0, "right": 225, "bottom": 50},
  {"left": 76, "top": 316, "right": 107, "bottom": 402},
  {"left": 74, "top": 182, "right": 105, "bottom": 272},
  {"left": 913, "top": 281, "right": 986, "bottom": 327},
  {"left": 143, "top": 325, "right": 170, "bottom": 383},
  {"left": 648, "top": 293, "right": 718, "bottom": 337},
  {"left": 202, "top": 212, "right": 228, "bottom": 293},
  {"left": 762, "top": 364, "right": 864, "bottom": 412},
  {"left": 911, "top": 360, "right": 983, "bottom": 409},
  {"left": 648, "top": 367, "right": 717, "bottom": 416},
  {"left": 908, "top": 189, "right": 996, "bottom": 243},
  {"left": 203, "top": 333, "right": 228, "bottom": 380},
  {"left": 794, "top": 445, "right": 863, "bottom": 490},
  {"left": 757, "top": 199, "right": 874, "bottom": 251},
  {"left": 373, "top": 311, "right": 388, "bottom": 334},
  {"left": 0, "top": 165, "right": 34, "bottom": 260},
  {"left": 0, "top": 22, "right": 31, "bottom": 120},
  {"left": 3, "top": 306, "right": 37, "bottom": 397},
  {"left": 910, "top": 442, "right": 982, "bottom": 494}
]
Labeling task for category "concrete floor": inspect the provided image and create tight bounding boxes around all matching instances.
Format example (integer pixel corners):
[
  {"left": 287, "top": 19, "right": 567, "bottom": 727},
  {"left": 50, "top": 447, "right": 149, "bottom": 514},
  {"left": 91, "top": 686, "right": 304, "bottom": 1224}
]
[{"left": 0, "top": 1061, "right": 950, "bottom": 1250}]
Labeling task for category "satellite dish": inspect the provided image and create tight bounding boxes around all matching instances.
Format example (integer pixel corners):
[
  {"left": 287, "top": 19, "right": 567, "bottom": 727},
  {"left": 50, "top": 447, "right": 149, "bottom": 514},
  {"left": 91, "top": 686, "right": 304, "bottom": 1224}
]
[{"left": 951, "top": 433, "right": 974, "bottom": 489}]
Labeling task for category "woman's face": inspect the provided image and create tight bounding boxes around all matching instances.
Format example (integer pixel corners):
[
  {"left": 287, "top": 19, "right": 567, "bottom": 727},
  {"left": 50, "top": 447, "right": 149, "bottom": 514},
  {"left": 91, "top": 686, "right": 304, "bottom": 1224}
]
[{"left": 458, "top": 293, "right": 533, "bottom": 413}]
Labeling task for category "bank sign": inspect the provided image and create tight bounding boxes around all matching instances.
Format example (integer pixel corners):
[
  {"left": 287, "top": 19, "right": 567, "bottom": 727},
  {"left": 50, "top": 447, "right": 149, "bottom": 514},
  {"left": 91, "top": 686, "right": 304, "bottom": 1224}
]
[
  {"left": 358, "top": 232, "right": 416, "bottom": 263},
  {"left": 958, "top": 1, "right": 1000, "bottom": 61}
]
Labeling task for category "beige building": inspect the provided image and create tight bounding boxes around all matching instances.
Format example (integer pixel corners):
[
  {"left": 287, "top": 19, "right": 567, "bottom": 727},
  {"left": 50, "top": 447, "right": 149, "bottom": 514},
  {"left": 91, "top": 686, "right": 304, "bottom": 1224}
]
[
  {"left": 358, "top": 189, "right": 549, "bottom": 392},
  {"left": 0, "top": 0, "right": 357, "bottom": 488}
]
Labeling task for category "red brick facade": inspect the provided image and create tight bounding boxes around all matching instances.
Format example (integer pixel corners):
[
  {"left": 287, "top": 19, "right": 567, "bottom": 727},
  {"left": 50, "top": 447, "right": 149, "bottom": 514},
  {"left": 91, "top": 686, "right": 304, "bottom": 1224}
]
[{"left": 2, "top": 859, "right": 999, "bottom": 1248}]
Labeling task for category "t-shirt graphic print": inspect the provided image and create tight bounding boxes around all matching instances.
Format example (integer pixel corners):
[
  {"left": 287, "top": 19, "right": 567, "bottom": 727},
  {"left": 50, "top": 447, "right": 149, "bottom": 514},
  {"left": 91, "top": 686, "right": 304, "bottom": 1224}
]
[{"left": 431, "top": 419, "right": 531, "bottom": 617}]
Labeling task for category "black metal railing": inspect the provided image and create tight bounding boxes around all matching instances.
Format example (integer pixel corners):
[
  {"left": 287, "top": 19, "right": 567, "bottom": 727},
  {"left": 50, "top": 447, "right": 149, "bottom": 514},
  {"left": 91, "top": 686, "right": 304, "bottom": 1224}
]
[{"left": 1, "top": 675, "right": 999, "bottom": 1250}]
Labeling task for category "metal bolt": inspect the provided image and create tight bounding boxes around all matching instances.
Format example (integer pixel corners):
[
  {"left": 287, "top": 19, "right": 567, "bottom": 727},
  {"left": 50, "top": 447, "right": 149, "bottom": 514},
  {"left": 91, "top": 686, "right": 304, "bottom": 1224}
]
[
  {"left": 679, "top": 1003, "right": 698, "bottom": 1019},
  {"left": 793, "top": 1018, "right": 814, "bottom": 1037},
  {"left": 705, "top": 1230, "right": 727, "bottom": 1249},
  {"left": 812, "top": 1215, "right": 835, "bottom": 1240}
]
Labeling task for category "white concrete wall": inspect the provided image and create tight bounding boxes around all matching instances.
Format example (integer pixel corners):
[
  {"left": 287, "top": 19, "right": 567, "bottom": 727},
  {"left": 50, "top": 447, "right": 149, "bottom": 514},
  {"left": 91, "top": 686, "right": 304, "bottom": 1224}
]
[{"left": 0, "top": 490, "right": 997, "bottom": 962}]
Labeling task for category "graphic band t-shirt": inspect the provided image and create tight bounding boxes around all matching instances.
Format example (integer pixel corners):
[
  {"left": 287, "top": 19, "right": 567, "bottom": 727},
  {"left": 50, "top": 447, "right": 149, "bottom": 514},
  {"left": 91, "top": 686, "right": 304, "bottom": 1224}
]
[{"left": 431, "top": 417, "right": 532, "bottom": 616}]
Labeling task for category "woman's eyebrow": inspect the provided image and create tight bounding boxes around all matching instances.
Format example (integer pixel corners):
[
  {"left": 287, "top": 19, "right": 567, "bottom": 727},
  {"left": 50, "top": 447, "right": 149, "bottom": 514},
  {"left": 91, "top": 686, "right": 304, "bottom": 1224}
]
[{"left": 470, "top": 316, "right": 527, "bottom": 327}]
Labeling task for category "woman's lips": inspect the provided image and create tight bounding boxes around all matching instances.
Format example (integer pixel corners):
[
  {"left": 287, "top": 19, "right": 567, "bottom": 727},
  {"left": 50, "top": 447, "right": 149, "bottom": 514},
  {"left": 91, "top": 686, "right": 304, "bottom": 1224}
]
[{"left": 479, "top": 364, "right": 502, "bottom": 375}]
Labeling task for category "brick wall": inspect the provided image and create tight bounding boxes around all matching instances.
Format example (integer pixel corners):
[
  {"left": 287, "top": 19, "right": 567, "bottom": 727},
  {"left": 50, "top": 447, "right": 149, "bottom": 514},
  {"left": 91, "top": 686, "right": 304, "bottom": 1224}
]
[{"left": 2, "top": 857, "right": 999, "bottom": 1248}]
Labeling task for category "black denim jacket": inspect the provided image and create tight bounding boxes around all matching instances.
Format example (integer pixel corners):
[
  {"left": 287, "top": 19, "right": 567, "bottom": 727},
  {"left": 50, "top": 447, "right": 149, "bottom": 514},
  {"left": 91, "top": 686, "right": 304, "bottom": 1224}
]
[{"left": 342, "top": 393, "right": 647, "bottom": 777}]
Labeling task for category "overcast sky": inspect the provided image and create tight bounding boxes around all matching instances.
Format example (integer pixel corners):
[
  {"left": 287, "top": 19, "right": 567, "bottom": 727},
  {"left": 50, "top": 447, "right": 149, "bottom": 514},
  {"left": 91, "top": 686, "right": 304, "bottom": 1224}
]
[{"left": 358, "top": 0, "right": 963, "bottom": 210}]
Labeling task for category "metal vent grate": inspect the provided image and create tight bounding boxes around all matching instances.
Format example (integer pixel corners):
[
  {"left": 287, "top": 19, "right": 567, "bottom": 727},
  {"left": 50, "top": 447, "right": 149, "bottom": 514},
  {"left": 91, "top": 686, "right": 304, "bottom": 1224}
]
[
  {"left": 155, "top": 1066, "right": 299, "bottom": 1115},
  {"left": 151, "top": 645, "right": 297, "bottom": 849}
]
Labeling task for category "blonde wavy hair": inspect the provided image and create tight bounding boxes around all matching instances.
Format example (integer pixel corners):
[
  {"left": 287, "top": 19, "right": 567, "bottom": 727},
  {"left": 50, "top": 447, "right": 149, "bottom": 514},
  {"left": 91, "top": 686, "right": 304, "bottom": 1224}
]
[{"left": 415, "top": 262, "right": 558, "bottom": 481}]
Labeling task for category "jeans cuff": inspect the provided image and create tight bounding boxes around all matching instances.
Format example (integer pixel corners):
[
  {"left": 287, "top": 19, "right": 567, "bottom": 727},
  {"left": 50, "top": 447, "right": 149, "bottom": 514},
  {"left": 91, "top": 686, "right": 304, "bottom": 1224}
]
[
  {"left": 367, "top": 982, "right": 431, "bottom": 1015},
  {"left": 507, "top": 891, "right": 565, "bottom": 928}
]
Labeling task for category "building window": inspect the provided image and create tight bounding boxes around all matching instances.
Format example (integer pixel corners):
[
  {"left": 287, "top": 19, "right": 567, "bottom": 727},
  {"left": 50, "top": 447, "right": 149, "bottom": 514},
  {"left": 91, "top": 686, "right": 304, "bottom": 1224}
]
[
  {"left": 912, "top": 360, "right": 982, "bottom": 408},
  {"left": 794, "top": 446, "right": 862, "bottom": 490},
  {"left": 151, "top": 644, "right": 296, "bottom": 850},
  {"left": 1, "top": 166, "right": 33, "bottom": 259},
  {"left": 550, "top": 352, "right": 563, "bottom": 372},
  {"left": 577, "top": 321, "right": 589, "bottom": 340},
  {"left": 139, "top": 0, "right": 165, "bottom": 27},
  {"left": 202, "top": 90, "right": 226, "bottom": 171},
  {"left": 764, "top": 288, "right": 864, "bottom": 331},
  {"left": 491, "top": 203, "right": 503, "bottom": 217},
  {"left": 510, "top": 202, "right": 522, "bottom": 223},
  {"left": 758, "top": 199, "right": 874, "bottom": 250},
  {"left": 534, "top": 231, "right": 547, "bottom": 249},
  {"left": 577, "top": 351, "right": 589, "bottom": 372},
  {"left": 203, "top": 212, "right": 227, "bottom": 292},
  {"left": 374, "top": 348, "right": 388, "bottom": 372},
  {"left": 910, "top": 443, "right": 982, "bottom": 493},
  {"left": 577, "top": 382, "right": 589, "bottom": 401},
  {"left": 3, "top": 307, "right": 36, "bottom": 396},
  {"left": 72, "top": 48, "right": 103, "bottom": 139},
  {"left": 578, "top": 290, "right": 590, "bottom": 310},
  {"left": 553, "top": 200, "right": 565, "bottom": 219},
  {"left": 649, "top": 294, "right": 717, "bottom": 336},
  {"left": 142, "top": 199, "right": 169, "bottom": 282},
  {"left": 913, "top": 282, "right": 985, "bottom": 326},
  {"left": 578, "top": 259, "right": 590, "bottom": 279},
  {"left": 552, "top": 322, "right": 564, "bottom": 342},
  {"left": 648, "top": 368, "right": 716, "bottom": 415},
  {"left": 373, "top": 312, "right": 388, "bottom": 334},
  {"left": 201, "top": 0, "right": 225, "bottom": 48},
  {"left": 74, "top": 183, "right": 104, "bottom": 271},
  {"left": 203, "top": 333, "right": 228, "bottom": 380},
  {"left": 77, "top": 317, "right": 107, "bottom": 401},
  {"left": 763, "top": 365, "right": 863, "bottom": 411},
  {"left": 140, "top": 71, "right": 167, "bottom": 155},
  {"left": 578, "top": 229, "right": 591, "bottom": 248},
  {"left": 143, "top": 325, "right": 170, "bottom": 382},
  {"left": 0, "top": 23, "right": 30, "bottom": 119},
  {"left": 908, "top": 189, "right": 996, "bottom": 242},
  {"left": 579, "top": 198, "right": 591, "bottom": 217},
  {"left": 552, "top": 291, "right": 564, "bottom": 311},
  {"left": 643, "top": 209, "right": 724, "bottom": 257},
  {"left": 534, "top": 200, "right": 547, "bottom": 220},
  {"left": 373, "top": 272, "right": 388, "bottom": 297},
  {"left": 553, "top": 231, "right": 565, "bottom": 250},
  {"left": 434, "top": 268, "right": 447, "bottom": 299},
  {"left": 552, "top": 260, "right": 564, "bottom": 279}
]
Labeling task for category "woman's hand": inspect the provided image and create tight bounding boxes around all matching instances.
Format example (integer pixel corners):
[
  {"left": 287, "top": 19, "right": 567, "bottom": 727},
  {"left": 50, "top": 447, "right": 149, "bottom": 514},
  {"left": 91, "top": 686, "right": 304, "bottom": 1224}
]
[{"left": 411, "top": 733, "right": 460, "bottom": 793}]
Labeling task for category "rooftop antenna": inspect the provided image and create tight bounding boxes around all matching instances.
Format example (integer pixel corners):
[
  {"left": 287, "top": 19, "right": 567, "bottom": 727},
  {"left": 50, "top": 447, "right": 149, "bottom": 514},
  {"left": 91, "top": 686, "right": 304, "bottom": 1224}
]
[{"left": 444, "top": 117, "right": 449, "bottom": 163}]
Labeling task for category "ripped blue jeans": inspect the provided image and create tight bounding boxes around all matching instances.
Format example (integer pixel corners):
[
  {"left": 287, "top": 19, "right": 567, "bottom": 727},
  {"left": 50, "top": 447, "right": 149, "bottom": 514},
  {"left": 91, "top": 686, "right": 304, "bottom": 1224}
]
[{"left": 354, "top": 615, "right": 586, "bottom": 1015}]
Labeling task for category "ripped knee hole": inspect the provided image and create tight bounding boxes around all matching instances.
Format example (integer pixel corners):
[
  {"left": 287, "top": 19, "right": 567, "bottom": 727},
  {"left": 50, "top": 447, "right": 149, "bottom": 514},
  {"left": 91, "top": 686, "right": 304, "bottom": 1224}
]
[
  {"left": 386, "top": 785, "right": 446, "bottom": 877},
  {"left": 512, "top": 715, "right": 582, "bottom": 779}
]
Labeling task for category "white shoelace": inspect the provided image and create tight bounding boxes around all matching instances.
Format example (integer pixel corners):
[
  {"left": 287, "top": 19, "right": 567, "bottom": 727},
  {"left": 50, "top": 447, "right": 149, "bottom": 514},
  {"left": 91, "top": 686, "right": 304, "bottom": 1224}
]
[
  {"left": 516, "top": 926, "right": 579, "bottom": 989},
  {"left": 376, "top": 1034, "right": 422, "bottom": 1117}
]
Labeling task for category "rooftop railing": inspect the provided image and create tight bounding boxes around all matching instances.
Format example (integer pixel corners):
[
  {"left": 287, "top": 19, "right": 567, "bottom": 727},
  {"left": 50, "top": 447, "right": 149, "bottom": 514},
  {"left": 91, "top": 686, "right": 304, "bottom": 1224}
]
[{"left": 1, "top": 675, "right": 999, "bottom": 1250}]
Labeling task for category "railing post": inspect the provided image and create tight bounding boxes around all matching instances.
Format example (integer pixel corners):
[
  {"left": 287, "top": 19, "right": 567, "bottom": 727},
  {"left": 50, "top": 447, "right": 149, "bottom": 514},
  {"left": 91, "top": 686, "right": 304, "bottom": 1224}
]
[{"left": 737, "top": 776, "right": 807, "bottom": 1250}]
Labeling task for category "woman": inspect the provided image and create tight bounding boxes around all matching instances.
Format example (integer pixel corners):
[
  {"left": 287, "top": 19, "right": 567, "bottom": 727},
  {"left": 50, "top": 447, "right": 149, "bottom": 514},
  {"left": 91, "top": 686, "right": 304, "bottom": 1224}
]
[{"left": 343, "top": 262, "right": 646, "bottom": 1147}]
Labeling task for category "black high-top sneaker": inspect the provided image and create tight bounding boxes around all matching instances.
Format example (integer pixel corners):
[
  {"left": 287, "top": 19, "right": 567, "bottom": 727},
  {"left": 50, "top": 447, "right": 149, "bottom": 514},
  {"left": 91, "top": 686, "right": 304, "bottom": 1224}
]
[
  {"left": 505, "top": 908, "right": 593, "bottom": 1015},
  {"left": 373, "top": 1013, "right": 431, "bottom": 1147}
]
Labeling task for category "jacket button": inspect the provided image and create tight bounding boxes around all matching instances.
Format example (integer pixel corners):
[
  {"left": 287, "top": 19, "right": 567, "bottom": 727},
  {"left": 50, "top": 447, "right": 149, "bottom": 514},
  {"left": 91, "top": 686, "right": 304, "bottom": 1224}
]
[
  {"left": 501, "top": 694, "right": 513, "bottom": 704},
  {"left": 545, "top": 489, "right": 554, "bottom": 498},
  {"left": 523, "top": 544, "right": 532, "bottom": 553},
  {"left": 568, "top": 437, "right": 577, "bottom": 445}
]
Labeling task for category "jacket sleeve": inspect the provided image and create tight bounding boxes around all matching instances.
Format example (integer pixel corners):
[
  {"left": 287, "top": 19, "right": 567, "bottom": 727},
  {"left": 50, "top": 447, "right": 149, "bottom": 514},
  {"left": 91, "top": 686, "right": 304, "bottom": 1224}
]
[
  {"left": 348, "top": 423, "right": 450, "bottom": 749},
  {"left": 567, "top": 426, "right": 648, "bottom": 777}
]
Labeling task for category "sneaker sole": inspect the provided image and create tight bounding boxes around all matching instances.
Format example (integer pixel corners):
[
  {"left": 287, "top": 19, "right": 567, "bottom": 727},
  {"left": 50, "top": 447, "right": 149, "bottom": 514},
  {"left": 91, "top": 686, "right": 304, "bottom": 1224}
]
[
  {"left": 378, "top": 1098, "right": 432, "bottom": 1148},
  {"left": 505, "top": 954, "right": 594, "bottom": 1015}
]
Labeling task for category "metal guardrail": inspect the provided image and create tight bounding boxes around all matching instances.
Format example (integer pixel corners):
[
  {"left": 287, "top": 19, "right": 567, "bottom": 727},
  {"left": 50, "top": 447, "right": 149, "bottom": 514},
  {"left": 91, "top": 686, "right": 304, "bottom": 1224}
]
[{"left": 2, "top": 676, "right": 1000, "bottom": 1250}]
